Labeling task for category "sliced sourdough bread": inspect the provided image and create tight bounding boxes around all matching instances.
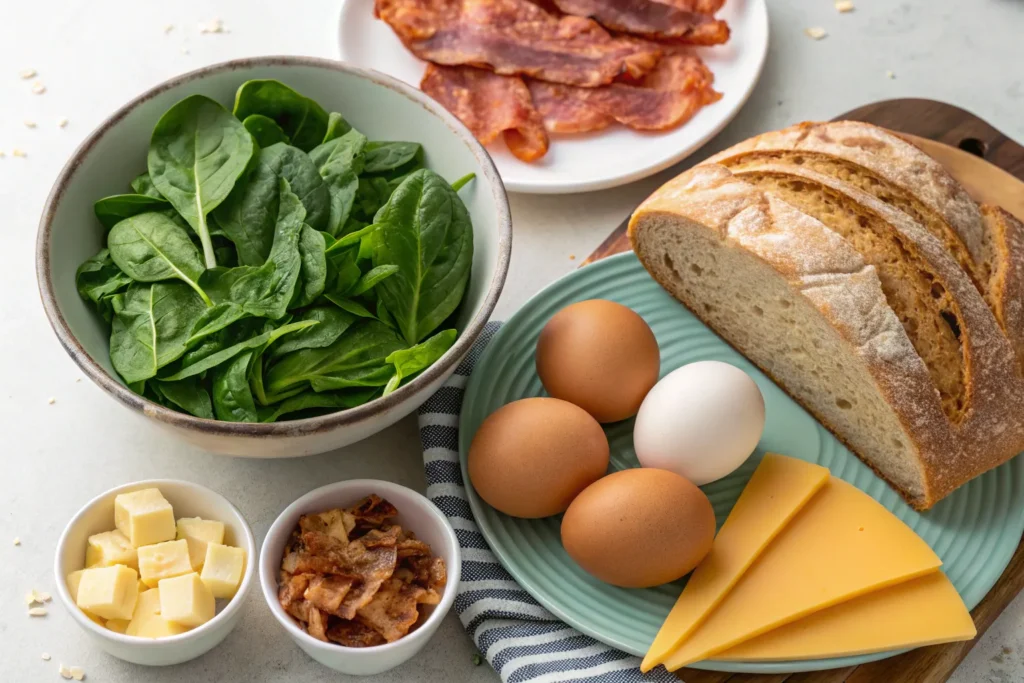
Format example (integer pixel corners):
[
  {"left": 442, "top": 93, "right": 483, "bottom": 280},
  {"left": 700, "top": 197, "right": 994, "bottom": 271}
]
[
  {"left": 629, "top": 163, "right": 1024, "bottom": 510},
  {"left": 981, "top": 205, "right": 1024, "bottom": 372}
]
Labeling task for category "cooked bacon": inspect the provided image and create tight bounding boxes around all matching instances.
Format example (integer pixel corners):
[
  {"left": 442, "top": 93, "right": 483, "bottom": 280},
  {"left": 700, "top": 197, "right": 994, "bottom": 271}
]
[
  {"left": 326, "top": 619, "right": 388, "bottom": 648},
  {"left": 356, "top": 578, "right": 428, "bottom": 642},
  {"left": 377, "top": 0, "right": 661, "bottom": 87},
  {"left": 551, "top": 0, "right": 729, "bottom": 44},
  {"left": 528, "top": 52, "right": 721, "bottom": 133},
  {"left": 422, "top": 64, "right": 549, "bottom": 162},
  {"left": 304, "top": 575, "right": 356, "bottom": 615}
]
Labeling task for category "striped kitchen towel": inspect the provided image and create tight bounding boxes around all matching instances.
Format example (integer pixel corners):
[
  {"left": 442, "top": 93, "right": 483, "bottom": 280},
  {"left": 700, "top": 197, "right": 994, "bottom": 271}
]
[{"left": 418, "top": 321, "right": 678, "bottom": 683}]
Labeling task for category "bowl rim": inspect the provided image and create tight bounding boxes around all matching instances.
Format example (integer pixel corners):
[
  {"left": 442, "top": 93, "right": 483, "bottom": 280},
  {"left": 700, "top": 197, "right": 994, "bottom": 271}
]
[
  {"left": 53, "top": 478, "right": 258, "bottom": 646},
  {"left": 258, "top": 479, "right": 461, "bottom": 656},
  {"left": 36, "top": 55, "right": 512, "bottom": 439}
]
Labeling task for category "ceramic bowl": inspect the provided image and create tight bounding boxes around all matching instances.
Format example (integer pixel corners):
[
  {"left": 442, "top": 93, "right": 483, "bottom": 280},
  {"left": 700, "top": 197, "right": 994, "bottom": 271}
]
[
  {"left": 36, "top": 56, "right": 511, "bottom": 457},
  {"left": 54, "top": 479, "right": 257, "bottom": 666},
  {"left": 259, "top": 479, "right": 461, "bottom": 676}
]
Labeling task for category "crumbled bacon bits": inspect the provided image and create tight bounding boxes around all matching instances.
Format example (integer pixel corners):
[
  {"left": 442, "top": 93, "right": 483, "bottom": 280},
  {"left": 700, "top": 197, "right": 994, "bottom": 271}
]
[{"left": 278, "top": 495, "right": 447, "bottom": 647}]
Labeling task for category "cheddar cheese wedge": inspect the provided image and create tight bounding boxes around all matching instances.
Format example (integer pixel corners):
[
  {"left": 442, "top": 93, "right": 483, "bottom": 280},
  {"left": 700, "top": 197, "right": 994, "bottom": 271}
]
[
  {"left": 717, "top": 571, "right": 975, "bottom": 661},
  {"left": 642, "top": 453, "right": 830, "bottom": 671},
  {"left": 660, "top": 477, "right": 942, "bottom": 670}
]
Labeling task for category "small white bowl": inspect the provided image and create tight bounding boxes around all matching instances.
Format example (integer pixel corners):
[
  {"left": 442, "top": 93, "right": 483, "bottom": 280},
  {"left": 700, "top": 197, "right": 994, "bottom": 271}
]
[
  {"left": 260, "top": 479, "right": 461, "bottom": 676},
  {"left": 54, "top": 480, "right": 257, "bottom": 666}
]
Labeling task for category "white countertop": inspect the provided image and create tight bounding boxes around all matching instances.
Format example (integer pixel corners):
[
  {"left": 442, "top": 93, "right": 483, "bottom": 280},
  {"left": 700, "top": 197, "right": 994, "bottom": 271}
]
[{"left": 3, "top": 1, "right": 1024, "bottom": 681}]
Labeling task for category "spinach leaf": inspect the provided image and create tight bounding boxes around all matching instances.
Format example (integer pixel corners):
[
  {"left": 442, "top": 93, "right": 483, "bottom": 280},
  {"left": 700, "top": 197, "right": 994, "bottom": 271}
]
[
  {"left": 348, "top": 264, "right": 398, "bottom": 297},
  {"left": 354, "top": 177, "right": 393, "bottom": 221},
  {"left": 310, "top": 130, "right": 367, "bottom": 236},
  {"left": 148, "top": 94, "right": 254, "bottom": 268},
  {"left": 233, "top": 80, "right": 328, "bottom": 152},
  {"left": 371, "top": 169, "right": 473, "bottom": 344},
  {"left": 107, "top": 212, "right": 212, "bottom": 306},
  {"left": 203, "top": 177, "right": 306, "bottom": 319},
  {"left": 94, "top": 194, "right": 169, "bottom": 230},
  {"left": 324, "top": 244, "right": 362, "bottom": 297},
  {"left": 259, "top": 143, "right": 330, "bottom": 232},
  {"left": 325, "top": 294, "right": 377, "bottom": 320},
  {"left": 322, "top": 112, "right": 351, "bottom": 144},
  {"left": 154, "top": 377, "right": 214, "bottom": 419},
  {"left": 130, "top": 173, "right": 164, "bottom": 199},
  {"left": 292, "top": 225, "right": 327, "bottom": 308},
  {"left": 325, "top": 221, "right": 378, "bottom": 253},
  {"left": 265, "top": 320, "right": 405, "bottom": 394},
  {"left": 212, "top": 351, "right": 259, "bottom": 422},
  {"left": 161, "top": 319, "right": 317, "bottom": 382},
  {"left": 269, "top": 306, "right": 356, "bottom": 358},
  {"left": 257, "top": 389, "right": 379, "bottom": 422},
  {"left": 363, "top": 141, "right": 421, "bottom": 173},
  {"left": 212, "top": 149, "right": 281, "bottom": 266},
  {"left": 242, "top": 114, "right": 290, "bottom": 147},
  {"left": 376, "top": 299, "right": 398, "bottom": 329},
  {"left": 187, "top": 302, "right": 247, "bottom": 346},
  {"left": 383, "top": 328, "right": 456, "bottom": 395},
  {"left": 76, "top": 248, "right": 133, "bottom": 323},
  {"left": 110, "top": 282, "right": 207, "bottom": 383}
]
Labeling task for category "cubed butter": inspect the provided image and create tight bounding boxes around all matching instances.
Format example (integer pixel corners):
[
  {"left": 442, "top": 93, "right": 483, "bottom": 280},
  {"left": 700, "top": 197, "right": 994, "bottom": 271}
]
[
  {"left": 106, "top": 618, "right": 130, "bottom": 634},
  {"left": 86, "top": 612, "right": 106, "bottom": 627},
  {"left": 138, "top": 539, "right": 192, "bottom": 588},
  {"left": 75, "top": 565, "right": 139, "bottom": 621},
  {"left": 176, "top": 517, "right": 225, "bottom": 570},
  {"left": 125, "top": 588, "right": 188, "bottom": 638},
  {"left": 85, "top": 530, "right": 138, "bottom": 569},
  {"left": 159, "top": 573, "right": 215, "bottom": 628},
  {"left": 138, "top": 579, "right": 150, "bottom": 593},
  {"left": 200, "top": 543, "right": 245, "bottom": 599},
  {"left": 66, "top": 569, "right": 87, "bottom": 602},
  {"left": 114, "top": 488, "right": 176, "bottom": 548}
]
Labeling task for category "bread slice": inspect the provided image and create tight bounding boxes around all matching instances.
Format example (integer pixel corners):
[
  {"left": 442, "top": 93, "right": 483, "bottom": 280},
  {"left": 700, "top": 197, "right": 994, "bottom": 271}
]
[
  {"left": 981, "top": 205, "right": 1024, "bottom": 373},
  {"left": 629, "top": 164, "right": 1024, "bottom": 509},
  {"left": 706, "top": 121, "right": 991, "bottom": 291}
]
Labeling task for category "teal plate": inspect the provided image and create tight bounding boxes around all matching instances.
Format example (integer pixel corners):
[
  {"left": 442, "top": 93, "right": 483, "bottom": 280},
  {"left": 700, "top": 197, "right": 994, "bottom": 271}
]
[{"left": 458, "top": 252, "right": 1024, "bottom": 674}]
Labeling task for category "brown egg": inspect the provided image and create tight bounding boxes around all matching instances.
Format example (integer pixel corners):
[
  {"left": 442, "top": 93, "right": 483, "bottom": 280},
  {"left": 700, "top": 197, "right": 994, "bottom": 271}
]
[
  {"left": 536, "top": 299, "right": 659, "bottom": 423},
  {"left": 561, "top": 468, "right": 715, "bottom": 588},
  {"left": 468, "top": 397, "right": 610, "bottom": 518}
]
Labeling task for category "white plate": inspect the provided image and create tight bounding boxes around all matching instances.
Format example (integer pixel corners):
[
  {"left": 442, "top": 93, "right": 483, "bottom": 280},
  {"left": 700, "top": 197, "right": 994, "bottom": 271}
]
[{"left": 338, "top": 0, "right": 769, "bottom": 194}]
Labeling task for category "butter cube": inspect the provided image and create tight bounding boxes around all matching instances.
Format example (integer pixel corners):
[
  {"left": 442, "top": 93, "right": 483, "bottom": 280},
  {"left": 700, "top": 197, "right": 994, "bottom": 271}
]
[
  {"left": 138, "top": 579, "right": 149, "bottom": 593},
  {"left": 75, "top": 565, "right": 139, "bottom": 621},
  {"left": 159, "top": 573, "right": 215, "bottom": 628},
  {"left": 138, "top": 539, "right": 192, "bottom": 587},
  {"left": 106, "top": 618, "right": 130, "bottom": 634},
  {"left": 86, "top": 612, "right": 106, "bottom": 627},
  {"left": 200, "top": 543, "right": 245, "bottom": 599},
  {"left": 126, "top": 588, "right": 188, "bottom": 638},
  {"left": 86, "top": 530, "right": 138, "bottom": 568},
  {"left": 114, "top": 488, "right": 176, "bottom": 548},
  {"left": 176, "top": 518, "right": 225, "bottom": 570},
  {"left": 66, "top": 569, "right": 87, "bottom": 602}
]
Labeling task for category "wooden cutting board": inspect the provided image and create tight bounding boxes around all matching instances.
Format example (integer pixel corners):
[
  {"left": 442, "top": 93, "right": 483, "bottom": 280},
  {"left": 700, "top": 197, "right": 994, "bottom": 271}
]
[{"left": 585, "top": 98, "right": 1024, "bottom": 683}]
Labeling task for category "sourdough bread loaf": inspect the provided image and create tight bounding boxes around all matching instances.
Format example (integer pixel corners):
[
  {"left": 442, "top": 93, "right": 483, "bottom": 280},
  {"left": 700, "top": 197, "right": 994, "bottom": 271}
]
[{"left": 629, "top": 143, "right": 1024, "bottom": 510}]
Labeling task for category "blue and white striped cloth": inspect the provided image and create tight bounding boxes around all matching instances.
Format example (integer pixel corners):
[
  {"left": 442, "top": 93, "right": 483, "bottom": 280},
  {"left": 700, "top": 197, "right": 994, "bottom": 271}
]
[{"left": 417, "top": 322, "right": 678, "bottom": 683}]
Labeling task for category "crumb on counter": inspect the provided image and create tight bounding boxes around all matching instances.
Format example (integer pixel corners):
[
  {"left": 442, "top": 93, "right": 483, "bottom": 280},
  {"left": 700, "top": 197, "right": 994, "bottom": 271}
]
[
  {"left": 835, "top": 0, "right": 854, "bottom": 12},
  {"left": 31, "top": 81, "right": 46, "bottom": 94},
  {"left": 58, "top": 117, "right": 68, "bottom": 128},
  {"left": 19, "top": 68, "right": 36, "bottom": 79},
  {"left": 805, "top": 27, "right": 828, "bottom": 40},
  {"left": 24, "top": 120, "right": 36, "bottom": 128}
]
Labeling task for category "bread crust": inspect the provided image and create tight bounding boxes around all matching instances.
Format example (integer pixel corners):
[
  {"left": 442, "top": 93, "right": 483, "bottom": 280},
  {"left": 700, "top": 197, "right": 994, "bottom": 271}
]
[
  {"left": 629, "top": 163, "right": 1024, "bottom": 509},
  {"left": 705, "top": 121, "right": 988, "bottom": 268}
]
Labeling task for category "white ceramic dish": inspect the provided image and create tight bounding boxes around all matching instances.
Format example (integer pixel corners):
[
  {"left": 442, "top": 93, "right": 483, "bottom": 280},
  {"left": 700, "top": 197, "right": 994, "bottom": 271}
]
[
  {"left": 36, "top": 56, "right": 511, "bottom": 457},
  {"left": 259, "top": 479, "right": 460, "bottom": 676},
  {"left": 54, "top": 479, "right": 257, "bottom": 667},
  {"left": 338, "top": 0, "right": 769, "bottom": 194}
]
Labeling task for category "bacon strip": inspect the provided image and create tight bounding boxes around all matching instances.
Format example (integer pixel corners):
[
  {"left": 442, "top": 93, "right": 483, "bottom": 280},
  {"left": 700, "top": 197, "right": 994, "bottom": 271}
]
[
  {"left": 528, "top": 52, "right": 721, "bottom": 133},
  {"left": 551, "top": 0, "right": 729, "bottom": 45},
  {"left": 376, "top": 0, "right": 661, "bottom": 87},
  {"left": 421, "top": 64, "right": 549, "bottom": 162}
]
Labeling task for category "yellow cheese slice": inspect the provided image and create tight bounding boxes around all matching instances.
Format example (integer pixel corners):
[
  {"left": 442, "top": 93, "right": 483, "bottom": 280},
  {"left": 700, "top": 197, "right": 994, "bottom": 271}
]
[
  {"left": 642, "top": 454, "right": 830, "bottom": 671},
  {"left": 661, "top": 477, "right": 942, "bottom": 671},
  {"left": 717, "top": 571, "right": 975, "bottom": 661}
]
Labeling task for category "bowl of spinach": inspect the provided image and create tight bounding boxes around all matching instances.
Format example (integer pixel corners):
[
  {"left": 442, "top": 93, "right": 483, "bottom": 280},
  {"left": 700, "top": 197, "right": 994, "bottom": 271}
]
[{"left": 37, "top": 57, "right": 511, "bottom": 456}]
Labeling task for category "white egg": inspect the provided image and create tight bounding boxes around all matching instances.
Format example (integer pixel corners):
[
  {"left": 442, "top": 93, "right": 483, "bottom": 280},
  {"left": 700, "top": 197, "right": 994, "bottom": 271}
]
[{"left": 633, "top": 361, "right": 765, "bottom": 485}]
